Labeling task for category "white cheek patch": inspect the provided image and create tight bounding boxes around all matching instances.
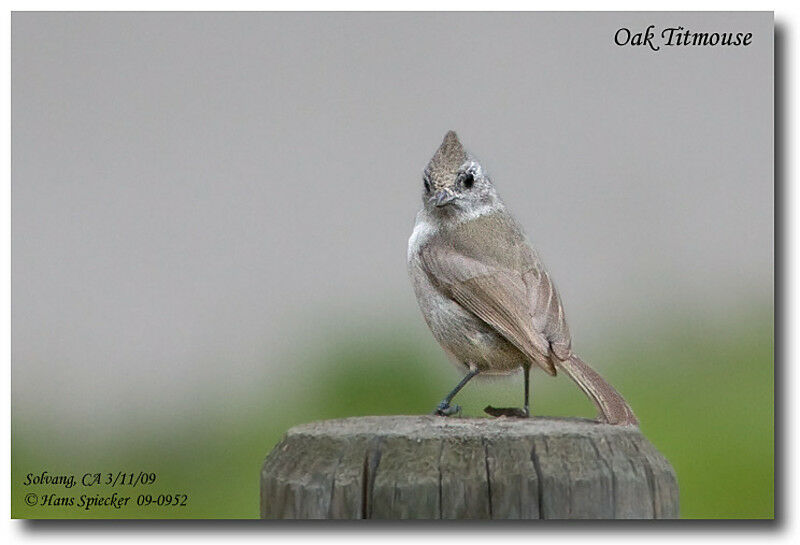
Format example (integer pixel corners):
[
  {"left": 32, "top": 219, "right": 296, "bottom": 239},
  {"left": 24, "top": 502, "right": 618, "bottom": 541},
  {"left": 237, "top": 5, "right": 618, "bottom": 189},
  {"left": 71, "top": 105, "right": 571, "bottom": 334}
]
[
  {"left": 458, "top": 200, "right": 503, "bottom": 222},
  {"left": 407, "top": 219, "right": 437, "bottom": 259}
]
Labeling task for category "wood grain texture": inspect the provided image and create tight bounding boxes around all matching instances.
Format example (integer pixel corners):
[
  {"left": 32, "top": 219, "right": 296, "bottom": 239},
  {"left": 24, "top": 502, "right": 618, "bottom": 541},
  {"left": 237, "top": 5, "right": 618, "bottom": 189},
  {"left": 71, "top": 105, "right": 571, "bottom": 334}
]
[{"left": 260, "top": 416, "right": 678, "bottom": 520}]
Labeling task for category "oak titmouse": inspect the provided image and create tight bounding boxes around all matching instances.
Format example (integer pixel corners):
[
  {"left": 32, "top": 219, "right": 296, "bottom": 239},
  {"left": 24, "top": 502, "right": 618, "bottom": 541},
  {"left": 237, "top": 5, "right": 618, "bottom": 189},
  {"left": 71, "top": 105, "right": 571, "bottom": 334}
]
[{"left": 407, "top": 131, "right": 637, "bottom": 425}]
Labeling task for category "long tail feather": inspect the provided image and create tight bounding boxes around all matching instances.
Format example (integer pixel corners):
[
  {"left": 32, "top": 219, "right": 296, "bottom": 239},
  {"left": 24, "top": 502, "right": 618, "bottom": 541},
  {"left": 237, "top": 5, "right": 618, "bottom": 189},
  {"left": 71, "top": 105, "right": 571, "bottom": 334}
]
[{"left": 556, "top": 354, "right": 638, "bottom": 426}]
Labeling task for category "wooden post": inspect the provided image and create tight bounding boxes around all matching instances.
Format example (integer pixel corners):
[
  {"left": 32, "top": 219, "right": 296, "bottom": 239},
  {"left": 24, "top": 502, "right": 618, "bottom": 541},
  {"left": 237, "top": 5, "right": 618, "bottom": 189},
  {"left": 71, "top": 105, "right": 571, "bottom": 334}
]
[{"left": 260, "top": 415, "right": 678, "bottom": 519}]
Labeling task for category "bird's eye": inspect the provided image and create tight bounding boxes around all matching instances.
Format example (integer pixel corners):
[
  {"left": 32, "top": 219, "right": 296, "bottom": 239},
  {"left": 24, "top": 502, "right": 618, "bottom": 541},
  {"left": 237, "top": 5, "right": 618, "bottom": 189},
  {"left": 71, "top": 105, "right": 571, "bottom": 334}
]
[
  {"left": 423, "top": 178, "right": 431, "bottom": 193},
  {"left": 462, "top": 172, "right": 474, "bottom": 189}
]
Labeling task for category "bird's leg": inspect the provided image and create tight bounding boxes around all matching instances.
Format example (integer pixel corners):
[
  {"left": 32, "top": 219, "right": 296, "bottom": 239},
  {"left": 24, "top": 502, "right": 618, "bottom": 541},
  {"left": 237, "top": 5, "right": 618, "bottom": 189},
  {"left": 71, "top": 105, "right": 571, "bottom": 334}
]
[
  {"left": 484, "top": 364, "right": 531, "bottom": 418},
  {"left": 433, "top": 367, "right": 480, "bottom": 416},
  {"left": 524, "top": 364, "right": 531, "bottom": 416}
]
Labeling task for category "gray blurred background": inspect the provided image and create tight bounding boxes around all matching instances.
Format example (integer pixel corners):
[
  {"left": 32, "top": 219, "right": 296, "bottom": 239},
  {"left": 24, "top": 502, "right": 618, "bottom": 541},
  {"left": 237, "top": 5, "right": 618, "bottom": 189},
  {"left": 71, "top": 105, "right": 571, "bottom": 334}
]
[{"left": 12, "top": 12, "right": 773, "bottom": 518}]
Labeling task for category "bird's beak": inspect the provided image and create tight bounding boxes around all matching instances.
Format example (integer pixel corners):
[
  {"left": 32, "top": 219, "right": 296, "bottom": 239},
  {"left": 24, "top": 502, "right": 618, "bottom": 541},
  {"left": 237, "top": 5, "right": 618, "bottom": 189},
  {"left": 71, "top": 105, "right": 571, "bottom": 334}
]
[{"left": 431, "top": 188, "right": 456, "bottom": 207}]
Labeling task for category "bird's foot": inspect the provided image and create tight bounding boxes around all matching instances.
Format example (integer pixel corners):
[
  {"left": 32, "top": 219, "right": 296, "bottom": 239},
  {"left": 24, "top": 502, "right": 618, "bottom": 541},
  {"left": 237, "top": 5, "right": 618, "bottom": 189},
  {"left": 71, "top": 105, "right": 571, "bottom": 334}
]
[
  {"left": 432, "top": 402, "right": 461, "bottom": 417},
  {"left": 484, "top": 405, "right": 530, "bottom": 418}
]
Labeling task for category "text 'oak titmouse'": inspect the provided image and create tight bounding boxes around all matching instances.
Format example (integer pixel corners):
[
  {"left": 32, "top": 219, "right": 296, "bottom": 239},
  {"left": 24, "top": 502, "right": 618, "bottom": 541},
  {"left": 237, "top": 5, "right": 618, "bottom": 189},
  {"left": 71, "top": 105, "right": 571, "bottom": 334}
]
[{"left": 407, "top": 131, "right": 637, "bottom": 425}]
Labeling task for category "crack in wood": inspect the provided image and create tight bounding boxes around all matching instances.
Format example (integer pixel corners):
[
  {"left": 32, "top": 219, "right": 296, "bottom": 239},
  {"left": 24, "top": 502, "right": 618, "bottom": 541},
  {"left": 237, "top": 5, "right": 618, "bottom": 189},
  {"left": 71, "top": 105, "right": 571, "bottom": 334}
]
[
  {"left": 482, "top": 438, "right": 493, "bottom": 519},
  {"left": 529, "top": 439, "right": 545, "bottom": 520}
]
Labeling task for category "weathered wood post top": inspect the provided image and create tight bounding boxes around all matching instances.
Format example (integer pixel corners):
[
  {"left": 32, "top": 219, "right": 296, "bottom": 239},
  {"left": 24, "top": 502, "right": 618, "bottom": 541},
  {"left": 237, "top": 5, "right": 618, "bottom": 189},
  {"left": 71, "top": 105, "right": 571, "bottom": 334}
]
[{"left": 260, "top": 415, "right": 678, "bottom": 519}]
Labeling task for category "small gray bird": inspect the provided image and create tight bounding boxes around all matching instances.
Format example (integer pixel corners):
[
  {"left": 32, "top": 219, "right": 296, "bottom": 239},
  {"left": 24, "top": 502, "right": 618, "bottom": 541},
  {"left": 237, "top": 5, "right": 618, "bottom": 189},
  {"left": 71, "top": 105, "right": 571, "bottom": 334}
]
[{"left": 407, "top": 131, "right": 637, "bottom": 425}]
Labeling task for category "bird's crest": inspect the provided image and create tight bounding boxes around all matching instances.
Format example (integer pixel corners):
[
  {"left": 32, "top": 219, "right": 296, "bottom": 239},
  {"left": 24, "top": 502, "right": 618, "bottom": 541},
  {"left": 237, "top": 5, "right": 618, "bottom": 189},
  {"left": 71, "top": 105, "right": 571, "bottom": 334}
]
[{"left": 426, "top": 131, "right": 468, "bottom": 189}]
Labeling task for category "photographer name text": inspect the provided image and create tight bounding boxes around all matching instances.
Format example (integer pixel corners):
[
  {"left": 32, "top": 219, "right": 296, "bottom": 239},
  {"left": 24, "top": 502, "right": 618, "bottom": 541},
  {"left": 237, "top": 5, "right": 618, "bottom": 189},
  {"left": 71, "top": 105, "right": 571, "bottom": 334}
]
[{"left": 20, "top": 469, "right": 189, "bottom": 512}]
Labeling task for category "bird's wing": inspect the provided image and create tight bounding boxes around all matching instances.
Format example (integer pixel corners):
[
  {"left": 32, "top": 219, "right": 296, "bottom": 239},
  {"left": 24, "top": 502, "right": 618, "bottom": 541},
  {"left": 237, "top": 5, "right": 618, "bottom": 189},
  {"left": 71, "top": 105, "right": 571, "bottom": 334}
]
[{"left": 419, "top": 243, "right": 561, "bottom": 375}]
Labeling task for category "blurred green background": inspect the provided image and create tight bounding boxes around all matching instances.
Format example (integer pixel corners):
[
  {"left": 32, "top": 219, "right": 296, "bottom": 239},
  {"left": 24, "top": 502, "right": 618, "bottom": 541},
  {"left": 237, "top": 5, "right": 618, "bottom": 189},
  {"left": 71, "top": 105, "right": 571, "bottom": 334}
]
[{"left": 12, "top": 303, "right": 773, "bottom": 519}]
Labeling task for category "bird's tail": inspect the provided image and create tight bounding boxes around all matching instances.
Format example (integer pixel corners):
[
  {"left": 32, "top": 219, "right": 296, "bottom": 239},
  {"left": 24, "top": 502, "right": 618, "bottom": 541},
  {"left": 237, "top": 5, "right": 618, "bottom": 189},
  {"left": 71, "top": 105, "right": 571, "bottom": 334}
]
[{"left": 556, "top": 354, "right": 638, "bottom": 426}]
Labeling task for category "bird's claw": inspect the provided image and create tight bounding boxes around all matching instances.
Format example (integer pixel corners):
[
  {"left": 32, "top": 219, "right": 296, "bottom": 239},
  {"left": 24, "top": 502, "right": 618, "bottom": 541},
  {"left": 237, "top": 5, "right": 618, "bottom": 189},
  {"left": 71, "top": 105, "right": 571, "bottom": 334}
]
[
  {"left": 484, "top": 405, "right": 530, "bottom": 418},
  {"left": 432, "top": 402, "right": 461, "bottom": 417}
]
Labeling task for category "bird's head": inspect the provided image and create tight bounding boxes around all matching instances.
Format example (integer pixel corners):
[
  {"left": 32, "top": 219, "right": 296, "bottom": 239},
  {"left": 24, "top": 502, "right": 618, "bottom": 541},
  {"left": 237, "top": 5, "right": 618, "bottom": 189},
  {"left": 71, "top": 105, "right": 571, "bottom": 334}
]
[{"left": 421, "top": 131, "right": 499, "bottom": 217}]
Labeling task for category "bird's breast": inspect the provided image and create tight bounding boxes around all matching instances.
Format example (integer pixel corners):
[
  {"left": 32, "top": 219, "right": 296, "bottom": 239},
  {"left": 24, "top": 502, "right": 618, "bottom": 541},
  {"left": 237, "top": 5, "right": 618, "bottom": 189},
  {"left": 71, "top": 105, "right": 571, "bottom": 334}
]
[{"left": 407, "top": 233, "right": 524, "bottom": 373}]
